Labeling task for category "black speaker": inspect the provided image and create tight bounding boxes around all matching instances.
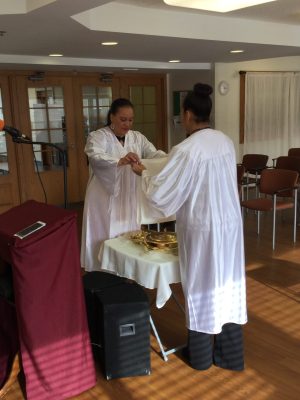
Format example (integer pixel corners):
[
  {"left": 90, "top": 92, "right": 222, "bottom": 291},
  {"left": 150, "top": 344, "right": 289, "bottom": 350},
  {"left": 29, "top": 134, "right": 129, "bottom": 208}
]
[
  {"left": 83, "top": 271, "right": 126, "bottom": 356},
  {"left": 83, "top": 272, "right": 151, "bottom": 380},
  {"left": 94, "top": 282, "right": 151, "bottom": 379}
]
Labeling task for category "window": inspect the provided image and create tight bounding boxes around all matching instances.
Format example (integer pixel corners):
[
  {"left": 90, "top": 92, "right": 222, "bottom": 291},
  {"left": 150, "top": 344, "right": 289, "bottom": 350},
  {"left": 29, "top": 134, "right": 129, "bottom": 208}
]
[{"left": 240, "top": 71, "right": 300, "bottom": 160}]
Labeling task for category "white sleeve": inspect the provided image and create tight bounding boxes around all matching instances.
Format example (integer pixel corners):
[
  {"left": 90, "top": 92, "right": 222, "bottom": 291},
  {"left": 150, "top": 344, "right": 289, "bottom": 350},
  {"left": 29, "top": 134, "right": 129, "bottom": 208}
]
[
  {"left": 85, "top": 131, "right": 119, "bottom": 195},
  {"left": 85, "top": 131, "right": 119, "bottom": 167},
  {"left": 141, "top": 147, "right": 196, "bottom": 217},
  {"left": 136, "top": 158, "right": 175, "bottom": 224}
]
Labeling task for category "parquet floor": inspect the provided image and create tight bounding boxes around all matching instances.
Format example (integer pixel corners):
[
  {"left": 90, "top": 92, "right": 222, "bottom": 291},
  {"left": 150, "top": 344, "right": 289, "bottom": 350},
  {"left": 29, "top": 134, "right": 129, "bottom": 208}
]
[{"left": 2, "top": 208, "right": 300, "bottom": 400}]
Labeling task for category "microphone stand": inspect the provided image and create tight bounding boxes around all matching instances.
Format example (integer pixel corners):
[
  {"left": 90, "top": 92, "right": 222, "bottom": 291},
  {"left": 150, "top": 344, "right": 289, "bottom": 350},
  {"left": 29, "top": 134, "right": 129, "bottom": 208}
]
[{"left": 12, "top": 136, "right": 68, "bottom": 209}]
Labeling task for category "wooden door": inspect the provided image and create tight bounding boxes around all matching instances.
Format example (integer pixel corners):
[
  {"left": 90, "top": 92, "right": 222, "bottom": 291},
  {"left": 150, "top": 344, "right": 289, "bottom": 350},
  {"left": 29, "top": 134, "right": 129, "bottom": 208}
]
[
  {"left": 72, "top": 75, "right": 120, "bottom": 199},
  {"left": 11, "top": 75, "right": 80, "bottom": 206},
  {"left": 120, "top": 74, "right": 168, "bottom": 151},
  {"left": 0, "top": 76, "right": 20, "bottom": 213}
]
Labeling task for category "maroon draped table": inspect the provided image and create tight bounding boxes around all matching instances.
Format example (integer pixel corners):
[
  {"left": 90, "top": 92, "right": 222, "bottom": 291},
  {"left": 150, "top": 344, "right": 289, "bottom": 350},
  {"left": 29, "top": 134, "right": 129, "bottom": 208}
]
[{"left": 0, "top": 200, "right": 96, "bottom": 400}]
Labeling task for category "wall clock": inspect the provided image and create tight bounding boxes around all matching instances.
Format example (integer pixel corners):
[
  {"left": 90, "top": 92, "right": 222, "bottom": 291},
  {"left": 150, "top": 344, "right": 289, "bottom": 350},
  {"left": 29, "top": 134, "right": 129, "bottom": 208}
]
[{"left": 218, "top": 80, "right": 229, "bottom": 95}]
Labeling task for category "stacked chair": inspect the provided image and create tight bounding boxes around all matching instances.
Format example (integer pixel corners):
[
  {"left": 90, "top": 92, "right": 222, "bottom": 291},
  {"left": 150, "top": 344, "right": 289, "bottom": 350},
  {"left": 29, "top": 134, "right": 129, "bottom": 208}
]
[
  {"left": 238, "top": 154, "right": 269, "bottom": 200},
  {"left": 237, "top": 164, "right": 245, "bottom": 200},
  {"left": 288, "top": 147, "right": 300, "bottom": 157}
]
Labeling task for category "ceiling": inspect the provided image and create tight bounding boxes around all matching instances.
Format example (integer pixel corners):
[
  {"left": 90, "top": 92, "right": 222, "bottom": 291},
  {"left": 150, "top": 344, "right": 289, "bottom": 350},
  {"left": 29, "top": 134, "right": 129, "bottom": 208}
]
[{"left": 0, "top": 0, "right": 300, "bottom": 72}]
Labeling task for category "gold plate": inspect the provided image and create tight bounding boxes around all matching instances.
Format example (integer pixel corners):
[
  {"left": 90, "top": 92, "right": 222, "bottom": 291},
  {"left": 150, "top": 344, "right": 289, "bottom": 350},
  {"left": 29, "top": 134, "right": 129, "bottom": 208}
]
[
  {"left": 129, "top": 230, "right": 177, "bottom": 252},
  {"left": 146, "top": 231, "right": 177, "bottom": 244},
  {"left": 145, "top": 232, "right": 177, "bottom": 249}
]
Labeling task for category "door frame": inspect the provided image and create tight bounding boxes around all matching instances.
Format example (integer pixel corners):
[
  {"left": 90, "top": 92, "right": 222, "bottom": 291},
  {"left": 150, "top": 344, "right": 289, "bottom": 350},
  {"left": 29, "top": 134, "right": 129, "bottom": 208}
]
[{"left": 0, "top": 74, "right": 20, "bottom": 213}]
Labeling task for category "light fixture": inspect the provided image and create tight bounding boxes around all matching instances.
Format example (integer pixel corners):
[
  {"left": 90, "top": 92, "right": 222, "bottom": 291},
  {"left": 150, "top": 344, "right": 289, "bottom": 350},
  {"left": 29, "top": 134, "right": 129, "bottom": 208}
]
[
  {"left": 101, "top": 42, "right": 118, "bottom": 46},
  {"left": 230, "top": 49, "right": 245, "bottom": 53},
  {"left": 123, "top": 68, "right": 139, "bottom": 71},
  {"left": 100, "top": 73, "right": 113, "bottom": 82},
  {"left": 163, "top": 0, "right": 276, "bottom": 13},
  {"left": 49, "top": 53, "right": 63, "bottom": 57},
  {"left": 168, "top": 59, "right": 181, "bottom": 63},
  {"left": 28, "top": 71, "right": 45, "bottom": 81}
]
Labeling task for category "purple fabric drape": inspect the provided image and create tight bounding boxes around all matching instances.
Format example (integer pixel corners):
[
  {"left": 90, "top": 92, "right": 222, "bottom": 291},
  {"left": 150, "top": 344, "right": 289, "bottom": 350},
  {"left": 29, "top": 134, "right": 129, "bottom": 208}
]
[{"left": 0, "top": 200, "right": 96, "bottom": 400}]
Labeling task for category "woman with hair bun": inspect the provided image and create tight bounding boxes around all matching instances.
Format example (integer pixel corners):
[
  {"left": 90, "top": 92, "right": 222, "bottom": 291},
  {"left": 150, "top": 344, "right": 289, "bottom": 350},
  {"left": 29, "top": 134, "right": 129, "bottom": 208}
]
[
  {"left": 81, "top": 98, "right": 166, "bottom": 272},
  {"left": 132, "top": 83, "right": 247, "bottom": 371}
]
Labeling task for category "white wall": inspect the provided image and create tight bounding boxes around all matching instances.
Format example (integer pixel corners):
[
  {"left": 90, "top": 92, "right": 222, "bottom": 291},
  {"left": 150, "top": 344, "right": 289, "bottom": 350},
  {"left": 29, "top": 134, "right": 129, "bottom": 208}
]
[{"left": 215, "top": 56, "right": 300, "bottom": 162}]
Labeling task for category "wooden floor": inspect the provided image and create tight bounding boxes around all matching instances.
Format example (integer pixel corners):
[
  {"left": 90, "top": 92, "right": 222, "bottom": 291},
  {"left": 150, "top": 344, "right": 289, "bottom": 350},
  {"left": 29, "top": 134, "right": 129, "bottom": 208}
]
[{"left": 2, "top": 208, "right": 300, "bottom": 400}]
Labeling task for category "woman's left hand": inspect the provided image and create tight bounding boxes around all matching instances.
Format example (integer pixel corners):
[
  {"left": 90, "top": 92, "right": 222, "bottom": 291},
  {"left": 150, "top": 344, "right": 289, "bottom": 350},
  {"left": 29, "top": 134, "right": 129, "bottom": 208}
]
[{"left": 131, "top": 162, "right": 146, "bottom": 176}]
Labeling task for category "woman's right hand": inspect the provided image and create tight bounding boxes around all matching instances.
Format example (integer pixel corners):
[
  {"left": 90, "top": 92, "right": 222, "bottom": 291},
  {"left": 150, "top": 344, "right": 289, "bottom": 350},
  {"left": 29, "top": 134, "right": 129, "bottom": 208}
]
[{"left": 118, "top": 152, "right": 141, "bottom": 166}]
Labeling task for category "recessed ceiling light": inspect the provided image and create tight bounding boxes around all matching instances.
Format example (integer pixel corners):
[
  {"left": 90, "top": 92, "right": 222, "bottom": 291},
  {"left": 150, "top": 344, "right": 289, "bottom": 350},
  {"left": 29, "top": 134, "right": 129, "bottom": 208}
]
[
  {"left": 169, "top": 60, "right": 181, "bottom": 63},
  {"left": 49, "top": 53, "right": 63, "bottom": 57},
  {"left": 123, "top": 68, "right": 139, "bottom": 71},
  {"left": 163, "top": 0, "right": 276, "bottom": 13},
  {"left": 230, "top": 49, "right": 245, "bottom": 53},
  {"left": 101, "top": 42, "right": 118, "bottom": 46}
]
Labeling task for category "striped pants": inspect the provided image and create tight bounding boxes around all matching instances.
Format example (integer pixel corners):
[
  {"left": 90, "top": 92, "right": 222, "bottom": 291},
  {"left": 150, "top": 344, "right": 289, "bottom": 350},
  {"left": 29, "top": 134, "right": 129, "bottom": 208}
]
[{"left": 184, "top": 323, "right": 244, "bottom": 371}]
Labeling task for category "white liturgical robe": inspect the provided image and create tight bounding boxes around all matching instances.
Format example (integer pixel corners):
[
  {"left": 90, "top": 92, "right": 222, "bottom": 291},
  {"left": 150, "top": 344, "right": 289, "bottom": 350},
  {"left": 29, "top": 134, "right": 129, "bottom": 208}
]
[
  {"left": 137, "top": 158, "right": 176, "bottom": 225},
  {"left": 141, "top": 128, "right": 247, "bottom": 334},
  {"left": 81, "top": 126, "right": 165, "bottom": 272}
]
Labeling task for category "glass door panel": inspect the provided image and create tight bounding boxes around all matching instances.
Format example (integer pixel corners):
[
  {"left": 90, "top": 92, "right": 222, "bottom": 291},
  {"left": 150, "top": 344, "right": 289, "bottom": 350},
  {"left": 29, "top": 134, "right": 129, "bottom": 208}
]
[
  {"left": 82, "top": 85, "right": 112, "bottom": 138},
  {"left": 28, "top": 86, "right": 67, "bottom": 172},
  {"left": 120, "top": 75, "right": 167, "bottom": 151},
  {"left": 72, "top": 75, "right": 118, "bottom": 200},
  {"left": 129, "top": 85, "right": 158, "bottom": 145},
  {"left": 12, "top": 75, "right": 79, "bottom": 205}
]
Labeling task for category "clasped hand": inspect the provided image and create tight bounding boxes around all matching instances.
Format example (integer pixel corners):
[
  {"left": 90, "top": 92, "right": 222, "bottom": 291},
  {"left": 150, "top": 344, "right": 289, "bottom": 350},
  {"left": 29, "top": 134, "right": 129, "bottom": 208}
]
[
  {"left": 118, "top": 152, "right": 140, "bottom": 166},
  {"left": 118, "top": 152, "right": 146, "bottom": 175}
]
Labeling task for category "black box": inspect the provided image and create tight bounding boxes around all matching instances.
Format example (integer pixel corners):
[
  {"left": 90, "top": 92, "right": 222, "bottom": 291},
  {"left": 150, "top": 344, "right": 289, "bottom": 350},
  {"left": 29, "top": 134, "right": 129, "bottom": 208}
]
[
  {"left": 83, "top": 271, "right": 126, "bottom": 352},
  {"left": 83, "top": 272, "right": 151, "bottom": 379}
]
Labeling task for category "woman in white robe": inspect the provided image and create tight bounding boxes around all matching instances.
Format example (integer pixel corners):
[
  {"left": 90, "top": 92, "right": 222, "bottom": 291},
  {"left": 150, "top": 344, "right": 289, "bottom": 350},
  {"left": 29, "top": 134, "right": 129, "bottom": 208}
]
[
  {"left": 81, "top": 98, "right": 165, "bottom": 272},
  {"left": 132, "top": 84, "right": 247, "bottom": 371}
]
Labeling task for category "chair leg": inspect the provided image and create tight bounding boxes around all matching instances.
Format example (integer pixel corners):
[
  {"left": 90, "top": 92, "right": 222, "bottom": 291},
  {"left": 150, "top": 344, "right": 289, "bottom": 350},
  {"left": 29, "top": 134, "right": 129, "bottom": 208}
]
[
  {"left": 255, "top": 172, "right": 258, "bottom": 198},
  {"left": 246, "top": 172, "right": 249, "bottom": 200},
  {"left": 272, "top": 195, "right": 277, "bottom": 250},
  {"left": 294, "top": 189, "right": 297, "bottom": 243},
  {"left": 257, "top": 211, "right": 260, "bottom": 235}
]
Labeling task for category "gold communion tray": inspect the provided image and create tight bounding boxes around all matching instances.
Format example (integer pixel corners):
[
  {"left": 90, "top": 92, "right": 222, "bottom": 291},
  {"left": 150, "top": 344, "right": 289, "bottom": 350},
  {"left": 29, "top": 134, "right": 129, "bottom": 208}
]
[
  {"left": 146, "top": 231, "right": 178, "bottom": 248},
  {"left": 129, "top": 230, "right": 178, "bottom": 252}
]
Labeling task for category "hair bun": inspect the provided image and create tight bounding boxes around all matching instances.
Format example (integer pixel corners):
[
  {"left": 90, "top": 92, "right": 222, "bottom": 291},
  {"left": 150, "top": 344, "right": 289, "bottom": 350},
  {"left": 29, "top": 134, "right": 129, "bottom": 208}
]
[{"left": 193, "top": 83, "right": 213, "bottom": 97}]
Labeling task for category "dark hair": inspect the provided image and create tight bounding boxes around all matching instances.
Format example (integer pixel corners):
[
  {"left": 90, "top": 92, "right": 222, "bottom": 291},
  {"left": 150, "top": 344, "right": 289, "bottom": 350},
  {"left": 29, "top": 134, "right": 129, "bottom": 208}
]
[
  {"left": 183, "top": 83, "right": 213, "bottom": 123},
  {"left": 106, "top": 98, "right": 134, "bottom": 125}
]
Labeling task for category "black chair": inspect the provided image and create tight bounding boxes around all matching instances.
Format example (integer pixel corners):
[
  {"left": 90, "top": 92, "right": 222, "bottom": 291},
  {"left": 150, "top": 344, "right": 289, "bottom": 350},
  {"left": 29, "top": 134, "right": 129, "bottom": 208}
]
[
  {"left": 237, "top": 164, "right": 245, "bottom": 200},
  {"left": 239, "top": 154, "right": 269, "bottom": 199},
  {"left": 288, "top": 148, "right": 300, "bottom": 158}
]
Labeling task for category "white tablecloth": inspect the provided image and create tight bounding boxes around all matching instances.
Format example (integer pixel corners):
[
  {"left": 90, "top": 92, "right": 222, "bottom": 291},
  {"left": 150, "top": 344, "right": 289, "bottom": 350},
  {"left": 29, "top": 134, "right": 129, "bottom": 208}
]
[{"left": 99, "top": 236, "right": 181, "bottom": 309}]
